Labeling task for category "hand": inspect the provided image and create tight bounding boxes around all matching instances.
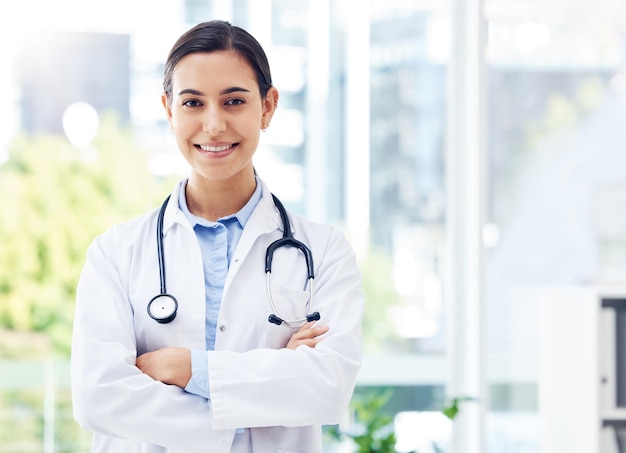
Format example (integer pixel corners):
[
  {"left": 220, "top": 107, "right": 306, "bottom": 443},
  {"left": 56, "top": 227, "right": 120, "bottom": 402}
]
[
  {"left": 136, "top": 347, "right": 191, "bottom": 388},
  {"left": 286, "top": 321, "right": 329, "bottom": 350}
]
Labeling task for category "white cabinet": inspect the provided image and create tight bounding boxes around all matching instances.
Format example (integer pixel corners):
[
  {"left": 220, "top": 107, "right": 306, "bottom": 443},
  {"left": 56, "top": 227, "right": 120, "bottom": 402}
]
[{"left": 538, "top": 286, "right": 626, "bottom": 453}]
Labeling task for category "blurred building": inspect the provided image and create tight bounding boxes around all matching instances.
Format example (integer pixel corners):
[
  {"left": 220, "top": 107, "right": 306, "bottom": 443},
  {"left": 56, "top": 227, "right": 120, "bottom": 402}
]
[{"left": 20, "top": 31, "right": 130, "bottom": 135}]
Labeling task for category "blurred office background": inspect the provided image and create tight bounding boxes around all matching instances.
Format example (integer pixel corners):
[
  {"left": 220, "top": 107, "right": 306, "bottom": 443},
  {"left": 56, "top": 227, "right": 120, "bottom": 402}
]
[{"left": 1, "top": 0, "right": 626, "bottom": 452}]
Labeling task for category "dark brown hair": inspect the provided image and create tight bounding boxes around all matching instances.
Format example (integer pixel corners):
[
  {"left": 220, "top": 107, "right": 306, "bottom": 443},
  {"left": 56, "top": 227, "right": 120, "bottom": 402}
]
[{"left": 163, "top": 20, "right": 273, "bottom": 102}]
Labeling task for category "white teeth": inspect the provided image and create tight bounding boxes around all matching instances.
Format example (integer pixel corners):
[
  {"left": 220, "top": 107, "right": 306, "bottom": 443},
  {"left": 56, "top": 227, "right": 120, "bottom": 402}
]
[{"left": 199, "top": 144, "right": 232, "bottom": 152}]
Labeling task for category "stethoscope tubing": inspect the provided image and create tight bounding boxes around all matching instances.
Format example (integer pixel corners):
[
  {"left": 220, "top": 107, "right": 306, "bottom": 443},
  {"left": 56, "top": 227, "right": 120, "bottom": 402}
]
[
  {"left": 147, "top": 194, "right": 179, "bottom": 324},
  {"left": 265, "top": 194, "right": 318, "bottom": 326},
  {"left": 266, "top": 274, "right": 315, "bottom": 328},
  {"left": 149, "top": 192, "right": 319, "bottom": 327},
  {"left": 156, "top": 195, "right": 170, "bottom": 295}
]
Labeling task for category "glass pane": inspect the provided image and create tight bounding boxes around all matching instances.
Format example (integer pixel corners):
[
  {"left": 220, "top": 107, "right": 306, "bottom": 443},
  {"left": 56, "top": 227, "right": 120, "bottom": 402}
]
[
  {"left": 369, "top": 5, "right": 448, "bottom": 353},
  {"left": 485, "top": 0, "right": 626, "bottom": 450},
  {"left": 363, "top": 2, "right": 452, "bottom": 451}
]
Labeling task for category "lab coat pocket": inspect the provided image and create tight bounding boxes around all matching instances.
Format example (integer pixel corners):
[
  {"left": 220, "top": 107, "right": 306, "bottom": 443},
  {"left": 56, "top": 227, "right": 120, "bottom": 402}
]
[{"left": 264, "top": 285, "right": 310, "bottom": 349}]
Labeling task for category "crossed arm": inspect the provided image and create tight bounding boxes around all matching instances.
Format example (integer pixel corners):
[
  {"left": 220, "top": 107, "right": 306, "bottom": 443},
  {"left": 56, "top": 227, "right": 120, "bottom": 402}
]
[{"left": 136, "top": 321, "right": 329, "bottom": 388}]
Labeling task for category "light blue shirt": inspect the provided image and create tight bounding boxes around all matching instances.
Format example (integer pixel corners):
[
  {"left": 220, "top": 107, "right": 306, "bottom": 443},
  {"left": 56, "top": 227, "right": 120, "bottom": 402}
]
[{"left": 178, "top": 178, "right": 263, "bottom": 399}]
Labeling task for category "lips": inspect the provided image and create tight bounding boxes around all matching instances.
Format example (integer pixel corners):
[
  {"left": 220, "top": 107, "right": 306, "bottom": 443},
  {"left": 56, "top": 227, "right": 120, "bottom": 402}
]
[{"left": 196, "top": 143, "right": 236, "bottom": 153}]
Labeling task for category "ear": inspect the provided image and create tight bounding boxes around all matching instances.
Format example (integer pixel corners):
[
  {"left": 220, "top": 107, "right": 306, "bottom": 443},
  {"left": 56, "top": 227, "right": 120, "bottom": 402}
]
[
  {"left": 161, "top": 92, "right": 173, "bottom": 124},
  {"left": 261, "top": 87, "right": 279, "bottom": 129}
]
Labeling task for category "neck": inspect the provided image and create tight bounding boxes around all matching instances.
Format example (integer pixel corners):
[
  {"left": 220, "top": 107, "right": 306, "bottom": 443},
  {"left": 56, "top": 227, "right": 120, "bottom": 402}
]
[{"left": 185, "top": 170, "right": 257, "bottom": 221}]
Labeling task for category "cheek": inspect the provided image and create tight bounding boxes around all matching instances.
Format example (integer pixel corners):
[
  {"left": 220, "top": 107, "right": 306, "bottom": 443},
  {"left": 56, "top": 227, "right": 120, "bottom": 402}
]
[
  {"left": 243, "top": 113, "right": 263, "bottom": 137},
  {"left": 171, "top": 114, "right": 196, "bottom": 137}
]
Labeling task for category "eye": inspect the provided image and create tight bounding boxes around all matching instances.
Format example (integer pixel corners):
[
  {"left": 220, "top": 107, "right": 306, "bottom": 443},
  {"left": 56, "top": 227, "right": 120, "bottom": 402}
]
[
  {"left": 182, "top": 99, "right": 202, "bottom": 108},
  {"left": 225, "top": 98, "right": 245, "bottom": 106}
]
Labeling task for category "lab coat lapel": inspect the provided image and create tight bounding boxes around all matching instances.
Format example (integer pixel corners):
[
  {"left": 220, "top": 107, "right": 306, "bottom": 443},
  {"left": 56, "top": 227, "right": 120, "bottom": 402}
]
[
  {"left": 161, "top": 180, "right": 187, "bottom": 235},
  {"left": 223, "top": 181, "right": 282, "bottom": 293}
]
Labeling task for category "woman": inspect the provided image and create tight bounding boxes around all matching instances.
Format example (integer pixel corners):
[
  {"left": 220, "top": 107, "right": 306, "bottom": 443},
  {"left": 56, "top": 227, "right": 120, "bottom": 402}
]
[{"left": 71, "top": 20, "right": 363, "bottom": 453}]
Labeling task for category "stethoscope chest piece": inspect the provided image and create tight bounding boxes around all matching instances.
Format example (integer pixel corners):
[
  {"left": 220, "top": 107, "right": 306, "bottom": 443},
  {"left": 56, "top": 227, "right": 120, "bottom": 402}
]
[{"left": 148, "top": 294, "right": 178, "bottom": 324}]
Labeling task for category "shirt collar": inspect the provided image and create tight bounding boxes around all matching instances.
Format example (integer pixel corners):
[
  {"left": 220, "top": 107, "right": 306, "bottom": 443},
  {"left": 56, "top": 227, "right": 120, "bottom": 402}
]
[{"left": 178, "top": 177, "right": 263, "bottom": 228}]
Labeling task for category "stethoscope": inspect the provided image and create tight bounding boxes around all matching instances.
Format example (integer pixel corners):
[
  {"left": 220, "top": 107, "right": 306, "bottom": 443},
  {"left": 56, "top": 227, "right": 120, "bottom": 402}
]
[{"left": 147, "top": 194, "right": 320, "bottom": 327}]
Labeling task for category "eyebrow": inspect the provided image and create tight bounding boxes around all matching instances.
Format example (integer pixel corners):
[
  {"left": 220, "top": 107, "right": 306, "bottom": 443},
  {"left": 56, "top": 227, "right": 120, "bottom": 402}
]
[{"left": 177, "top": 87, "right": 251, "bottom": 96}]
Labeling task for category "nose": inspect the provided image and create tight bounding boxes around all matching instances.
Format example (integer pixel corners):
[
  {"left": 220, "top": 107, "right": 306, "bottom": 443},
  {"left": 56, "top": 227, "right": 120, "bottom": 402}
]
[{"left": 203, "top": 108, "right": 227, "bottom": 136}]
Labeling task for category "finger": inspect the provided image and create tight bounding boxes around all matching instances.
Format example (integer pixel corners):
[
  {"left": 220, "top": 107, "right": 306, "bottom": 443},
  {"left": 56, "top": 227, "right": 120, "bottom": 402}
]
[
  {"left": 135, "top": 352, "right": 150, "bottom": 371},
  {"left": 296, "top": 321, "right": 317, "bottom": 333},
  {"left": 287, "top": 334, "right": 315, "bottom": 350},
  {"left": 291, "top": 325, "right": 329, "bottom": 341},
  {"left": 294, "top": 338, "right": 324, "bottom": 348},
  {"left": 303, "top": 325, "right": 329, "bottom": 338},
  {"left": 287, "top": 327, "right": 330, "bottom": 349}
]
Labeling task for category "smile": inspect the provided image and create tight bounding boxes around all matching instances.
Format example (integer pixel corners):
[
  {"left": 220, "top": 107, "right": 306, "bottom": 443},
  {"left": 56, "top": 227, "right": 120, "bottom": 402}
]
[{"left": 196, "top": 143, "right": 236, "bottom": 153}]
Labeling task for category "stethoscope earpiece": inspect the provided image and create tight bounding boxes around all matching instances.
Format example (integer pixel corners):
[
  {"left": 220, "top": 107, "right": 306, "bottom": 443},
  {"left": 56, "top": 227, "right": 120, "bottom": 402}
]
[
  {"left": 268, "top": 314, "right": 283, "bottom": 325},
  {"left": 268, "top": 311, "right": 320, "bottom": 326},
  {"left": 306, "top": 312, "right": 321, "bottom": 322}
]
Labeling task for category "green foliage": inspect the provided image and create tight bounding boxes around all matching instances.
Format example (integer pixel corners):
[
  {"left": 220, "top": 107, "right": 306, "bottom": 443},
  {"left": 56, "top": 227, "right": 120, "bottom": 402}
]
[
  {"left": 0, "top": 114, "right": 177, "bottom": 356},
  {"left": 525, "top": 77, "right": 605, "bottom": 150},
  {"left": 441, "top": 396, "right": 477, "bottom": 420},
  {"left": 327, "top": 389, "right": 397, "bottom": 453},
  {"left": 0, "top": 388, "right": 92, "bottom": 452},
  {"left": 326, "top": 389, "right": 476, "bottom": 452}
]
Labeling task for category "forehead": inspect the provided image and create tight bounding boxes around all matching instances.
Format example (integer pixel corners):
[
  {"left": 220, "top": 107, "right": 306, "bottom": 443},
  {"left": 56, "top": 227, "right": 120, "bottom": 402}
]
[{"left": 171, "top": 50, "right": 259, "bottom": 93}]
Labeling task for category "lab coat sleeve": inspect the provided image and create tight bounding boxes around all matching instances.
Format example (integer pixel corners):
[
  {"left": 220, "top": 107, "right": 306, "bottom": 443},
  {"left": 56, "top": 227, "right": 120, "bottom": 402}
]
[
  {"left": 208, "top": 227, "right": 363, "bottom": 429},
  {"left": 71, "top": 229, "right": 230, "bottom": 451}
]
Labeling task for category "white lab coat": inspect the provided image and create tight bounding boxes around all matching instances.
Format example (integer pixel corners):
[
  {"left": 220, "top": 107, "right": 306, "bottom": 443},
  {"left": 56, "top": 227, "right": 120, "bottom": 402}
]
[{"left": 71, "top": 178, "right": 363, "bottom": 453}]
